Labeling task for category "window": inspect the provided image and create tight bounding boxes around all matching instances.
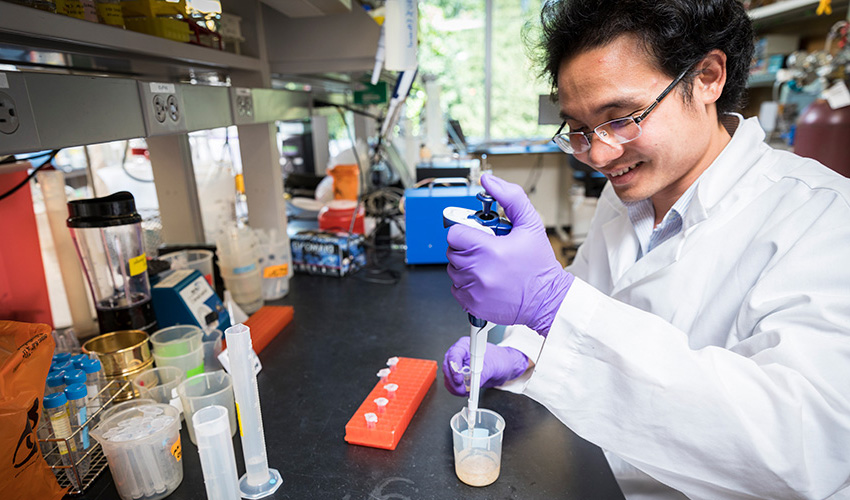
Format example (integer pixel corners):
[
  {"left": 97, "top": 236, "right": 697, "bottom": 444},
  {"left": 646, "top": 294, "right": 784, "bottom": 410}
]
[{"left": 417, "top": 0, "right": 552, "bottom": 143}]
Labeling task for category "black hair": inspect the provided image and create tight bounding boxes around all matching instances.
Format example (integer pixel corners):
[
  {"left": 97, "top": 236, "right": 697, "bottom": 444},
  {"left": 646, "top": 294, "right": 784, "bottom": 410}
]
[{"left": 534, "top": 0, "right": 755, "bottom": 115}]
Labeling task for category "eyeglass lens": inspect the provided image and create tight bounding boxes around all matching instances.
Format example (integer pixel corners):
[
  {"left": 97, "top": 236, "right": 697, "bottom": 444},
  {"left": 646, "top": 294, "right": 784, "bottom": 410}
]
[{"left": 558, "top": 117, "right": 642, "bottom": 154}]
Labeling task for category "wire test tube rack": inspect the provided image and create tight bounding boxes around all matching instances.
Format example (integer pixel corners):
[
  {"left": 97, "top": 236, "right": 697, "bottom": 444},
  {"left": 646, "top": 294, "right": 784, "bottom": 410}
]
[
  {"left": 344, "top": 357, "right": 437, "bottom": 450},
  {"left": 38, "top": 379, "right": 131, "bottom": 495}
]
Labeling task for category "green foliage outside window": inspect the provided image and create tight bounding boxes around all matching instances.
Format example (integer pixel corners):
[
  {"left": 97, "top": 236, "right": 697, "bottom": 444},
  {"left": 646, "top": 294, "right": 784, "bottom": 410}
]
[{"left": 407, "top": 0, "right": 552, "bottom": 143}]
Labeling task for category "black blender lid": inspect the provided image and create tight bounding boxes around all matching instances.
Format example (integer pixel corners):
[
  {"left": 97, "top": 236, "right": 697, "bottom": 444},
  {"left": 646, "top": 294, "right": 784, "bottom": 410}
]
[{"left": 67, "top": 191, "right": 142, "bottom": 228}]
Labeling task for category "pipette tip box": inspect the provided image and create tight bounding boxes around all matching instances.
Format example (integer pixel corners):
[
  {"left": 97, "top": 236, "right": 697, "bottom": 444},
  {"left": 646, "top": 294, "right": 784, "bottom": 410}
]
[{"left": 344, "top": 357, "right": 437, "bottom": 450}]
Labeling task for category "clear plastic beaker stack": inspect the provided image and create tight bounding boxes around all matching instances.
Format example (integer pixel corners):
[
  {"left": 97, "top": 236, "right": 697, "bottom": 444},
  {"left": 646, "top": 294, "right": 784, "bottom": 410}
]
[
  {"left": 255, "top": 228, "right": 291, "bottom": 301},
  {"left": 216, "top": 224, "right": 264, "bottom": 314}
]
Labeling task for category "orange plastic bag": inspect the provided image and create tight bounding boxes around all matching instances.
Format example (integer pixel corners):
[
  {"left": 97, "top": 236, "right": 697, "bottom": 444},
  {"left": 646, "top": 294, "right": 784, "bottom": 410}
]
[{"left": 0, "top": 321, "right": 66, "bottom": 500}]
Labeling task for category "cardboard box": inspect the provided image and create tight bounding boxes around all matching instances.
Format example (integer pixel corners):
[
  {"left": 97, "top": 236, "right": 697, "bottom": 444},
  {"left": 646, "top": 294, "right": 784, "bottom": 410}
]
[{"left": 290, "top": 231, "right": 366, "bottom": 277}]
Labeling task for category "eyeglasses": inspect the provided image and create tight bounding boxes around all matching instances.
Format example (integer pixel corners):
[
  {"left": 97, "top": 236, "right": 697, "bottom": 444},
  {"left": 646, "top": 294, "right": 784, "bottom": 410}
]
[{"left": 551, "top": 66, "right": 692, "bottom": 155}]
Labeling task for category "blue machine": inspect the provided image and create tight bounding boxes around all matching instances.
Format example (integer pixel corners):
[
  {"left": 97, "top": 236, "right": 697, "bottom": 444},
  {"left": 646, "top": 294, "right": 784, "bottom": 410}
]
[
  {"left": 151, "top": 269, "right": 231, "bottom": 331},
  {"left": 404, "top": 181, "right": 498, "bottom": 264}
]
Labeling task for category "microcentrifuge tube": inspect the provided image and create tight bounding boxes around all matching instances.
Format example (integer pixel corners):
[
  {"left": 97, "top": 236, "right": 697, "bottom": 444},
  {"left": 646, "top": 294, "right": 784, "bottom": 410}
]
[
  {"left": 377, "top": 368, "right": 391, "bottom": 383},
  {"left": 374, "top": 397, "right": 388, "bottom": 414},
  {"left": 386, "top": 357, "right": 399, "bottom": 371},
  {"left": 384, "top": 383, "right": 398, "bottom": 399},
  {"left": 224, "top": 324, "right": 283, "bottom": 499},
  {"left": 365, "top": 413, "right": 378, "bottom": 429}
]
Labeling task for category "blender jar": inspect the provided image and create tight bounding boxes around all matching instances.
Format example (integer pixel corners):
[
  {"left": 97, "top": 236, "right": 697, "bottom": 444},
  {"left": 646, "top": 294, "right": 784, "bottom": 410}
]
[{"left": 67, "top": 191, "right": 157, "bottom": 334}]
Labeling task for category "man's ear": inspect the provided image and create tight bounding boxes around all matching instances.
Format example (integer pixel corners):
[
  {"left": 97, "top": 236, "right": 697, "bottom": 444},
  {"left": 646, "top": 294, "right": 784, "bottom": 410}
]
[{"left": 694, "top": 50, "right": 727, "bottom": 105}]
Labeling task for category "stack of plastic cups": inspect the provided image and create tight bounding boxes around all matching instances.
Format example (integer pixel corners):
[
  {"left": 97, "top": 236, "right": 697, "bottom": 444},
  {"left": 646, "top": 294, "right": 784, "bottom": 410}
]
[
  {"left": 216, "top": 224, "right": 264, "bottom": 314},
  {"left": 255, "top": 228, "right": 291, "bottom": 301},
  {"left": 149, "top": 325, "right": 205, "bottom": 379},
  {"left": 193, "top": 405, "right": 241, "bottom": 500}
]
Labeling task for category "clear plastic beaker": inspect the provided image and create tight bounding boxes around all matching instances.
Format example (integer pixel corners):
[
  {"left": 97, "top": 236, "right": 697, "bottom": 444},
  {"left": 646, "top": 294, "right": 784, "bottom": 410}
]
[
  {"left": 150, "top": 325, "right": 203, "bottom": 357},
  {"left": 450, "top": 409, "right": 505, "bottom": 487},
  {"left": 201, "top": 329, "right": 223, "bottom": 372},
  {"left": 132, "top": 366, "right": 185, "bottom": 405},
  {"left": 176, "top": 371, "right": 237, "bottom": 445},
  {"left": 219, "top": 267, "right": 263, "bottom": 314},
  {"left": 159, "top": 249, "right": 215, "bottom": 287},
  {"left": 152, "top": 346, "right": 204, "bottom": 379},
  {"left": 99, "top": 398, "right": 157, "bottom": 423},
  {"left": 90, "top": 403, "right": 183, "bottom": 500},
  {"left": 67, "top": 191, "right": 157, "bottom": 334}
]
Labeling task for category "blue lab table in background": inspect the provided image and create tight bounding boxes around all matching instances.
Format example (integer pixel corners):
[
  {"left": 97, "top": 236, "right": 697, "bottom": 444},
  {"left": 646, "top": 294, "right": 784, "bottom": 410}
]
[{"left": 75, "top": 257, "right": 625, "bottom": 499}]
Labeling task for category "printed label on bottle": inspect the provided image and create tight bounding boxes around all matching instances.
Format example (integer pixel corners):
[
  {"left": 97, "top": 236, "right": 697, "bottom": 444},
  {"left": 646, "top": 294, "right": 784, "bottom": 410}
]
[
  {"left": 129, "top": 254, "right": 147, "bottom": 276},
  {"left": 50, "top": 411, "right": 76, "bottom": 455},
  {"left": 171, "top": 436, "right": 182, "bottom": 461},
  {"left": 263, "top": 264, "right": 289, "bottom": 279},
  {"left": 232, "top": 262, "right": 256, "bottom": 275}
]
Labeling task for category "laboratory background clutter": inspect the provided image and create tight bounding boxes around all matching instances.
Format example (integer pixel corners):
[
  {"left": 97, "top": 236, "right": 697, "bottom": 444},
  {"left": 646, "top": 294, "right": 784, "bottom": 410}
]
[{"left": 0, "top": 0, "right": 848, "bottom": 498}]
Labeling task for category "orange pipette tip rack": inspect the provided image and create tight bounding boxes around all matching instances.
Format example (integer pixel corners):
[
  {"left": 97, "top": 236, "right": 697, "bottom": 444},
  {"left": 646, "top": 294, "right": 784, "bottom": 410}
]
[
  {"left": 223, "top": 305, "right": 293, "bottom": 354},
  {"left": 344, "top": 357, "right": 437, "bottom": 450}
]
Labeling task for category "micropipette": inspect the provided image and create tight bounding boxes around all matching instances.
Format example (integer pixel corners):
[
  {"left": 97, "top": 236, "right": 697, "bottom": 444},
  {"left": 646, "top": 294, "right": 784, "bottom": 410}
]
[
  {"left": 443, "top": 192, "right": 513, "bottom": 428},
  {"left": 224, "top": 323, "right": 283, "bottom": 499}
]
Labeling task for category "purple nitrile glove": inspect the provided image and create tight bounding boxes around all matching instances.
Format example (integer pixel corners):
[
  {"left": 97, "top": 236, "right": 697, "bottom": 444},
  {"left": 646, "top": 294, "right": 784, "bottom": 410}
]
[
  {"left": 442, "top": 336, "right": 530, "bottom": 396},
  {"left": 446, "top": 174, "right": 575, "bottom": 335}
]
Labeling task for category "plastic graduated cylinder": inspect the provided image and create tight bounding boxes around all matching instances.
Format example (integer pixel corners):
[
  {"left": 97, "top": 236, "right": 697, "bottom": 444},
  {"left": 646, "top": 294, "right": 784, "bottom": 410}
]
[
  {"left": 193, "top": 405, "right": 241, "bottom": 500},
  {"left": 223, "top": 323, "right": 283, "bottom": 499}
]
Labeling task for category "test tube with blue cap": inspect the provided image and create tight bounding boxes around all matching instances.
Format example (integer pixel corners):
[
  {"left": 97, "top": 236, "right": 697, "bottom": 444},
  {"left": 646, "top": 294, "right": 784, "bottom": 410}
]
[{"left": 224, "top": 323, "right": 283, "bottom": 498}]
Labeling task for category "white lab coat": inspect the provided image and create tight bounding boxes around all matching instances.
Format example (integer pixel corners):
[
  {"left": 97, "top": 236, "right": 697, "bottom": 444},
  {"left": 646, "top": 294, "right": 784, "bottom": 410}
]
[{"left": 499, "top": 115, "right": 850, "bottom": 500}]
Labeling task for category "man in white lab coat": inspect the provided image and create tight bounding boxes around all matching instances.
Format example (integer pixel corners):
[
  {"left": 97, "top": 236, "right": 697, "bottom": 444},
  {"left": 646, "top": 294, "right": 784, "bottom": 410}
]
[{"left": 442, "top": 0, "right": 850, "bottom": 498}]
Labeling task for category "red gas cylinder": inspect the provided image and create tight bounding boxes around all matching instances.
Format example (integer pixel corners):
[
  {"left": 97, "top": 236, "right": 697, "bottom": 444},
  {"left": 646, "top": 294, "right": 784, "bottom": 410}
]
[
  {"left": 318, "top": 200, "right": 365, "bottom": 234},
  {"left": 794, "top": 99, "right": 850, "bottom": 177}
]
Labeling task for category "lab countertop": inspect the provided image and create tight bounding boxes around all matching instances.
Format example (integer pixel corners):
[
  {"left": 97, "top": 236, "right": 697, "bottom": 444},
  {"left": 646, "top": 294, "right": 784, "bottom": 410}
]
[{"left": 77, "top": 259, "right": 625, "bottom": 499}]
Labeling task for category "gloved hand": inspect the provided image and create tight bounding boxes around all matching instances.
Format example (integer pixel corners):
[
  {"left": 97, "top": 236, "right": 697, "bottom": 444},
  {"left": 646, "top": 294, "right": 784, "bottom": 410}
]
[
  {"left": 443, "top": 336, "right": 530, "bottom": 396},
  {"left": 447, "top": 174, "right": 575, "bottom": 335}
]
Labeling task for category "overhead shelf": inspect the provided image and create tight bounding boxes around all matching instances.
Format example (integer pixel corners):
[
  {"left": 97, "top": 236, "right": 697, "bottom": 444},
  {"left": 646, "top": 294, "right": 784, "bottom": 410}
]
[{"left": 0, "top": 2, "right": 263, "bottom": 74}]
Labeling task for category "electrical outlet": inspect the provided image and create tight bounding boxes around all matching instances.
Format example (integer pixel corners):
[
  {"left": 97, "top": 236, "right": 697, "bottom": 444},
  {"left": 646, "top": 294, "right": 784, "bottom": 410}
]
[
  {"left": 152, "top": 94, "right": 167, "bottom": 123},
  {"left": 0, "top": 92, "right": 19, "bottom": 135},
  {"left": 230, "top": 87, "right": 255, "bottom": 125},
  {"left": 166, "top": 94, "right": 179, "bottom": 122},
  {"left": 138, "top": 81, "right": 187, "bottom": 136},
  {"left": 236, "top": 94, "right": 253, "bottom": 118}
]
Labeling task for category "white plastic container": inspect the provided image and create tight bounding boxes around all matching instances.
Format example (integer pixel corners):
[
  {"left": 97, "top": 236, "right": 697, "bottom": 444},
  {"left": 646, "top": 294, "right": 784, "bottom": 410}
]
[
  {"left": 159, "top": 250, "right": 216, "bottom": 287},
  {"left": 91, "top": 403, "right": 183, "bottom": 500},
  {"left": 219, "top": 267, "right": 263, "bottom": 314}
]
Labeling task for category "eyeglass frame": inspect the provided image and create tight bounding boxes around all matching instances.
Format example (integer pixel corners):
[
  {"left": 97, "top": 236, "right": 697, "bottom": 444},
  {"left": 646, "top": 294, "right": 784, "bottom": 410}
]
[{"left": 551, "top": 65, "right": 693, "bottom": 155}]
